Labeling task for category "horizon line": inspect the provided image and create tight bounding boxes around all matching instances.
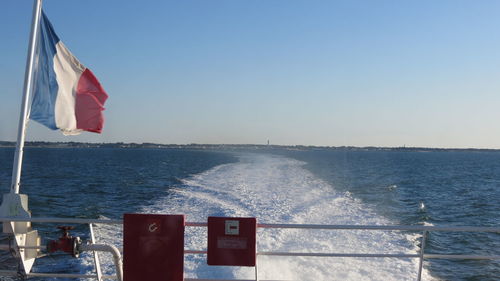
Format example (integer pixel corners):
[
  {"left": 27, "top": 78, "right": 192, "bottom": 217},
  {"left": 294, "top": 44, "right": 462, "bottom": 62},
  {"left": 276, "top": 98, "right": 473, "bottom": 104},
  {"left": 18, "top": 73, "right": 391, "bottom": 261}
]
[{"left": 1, "top": 140, "right": 499, "bottom": 151}]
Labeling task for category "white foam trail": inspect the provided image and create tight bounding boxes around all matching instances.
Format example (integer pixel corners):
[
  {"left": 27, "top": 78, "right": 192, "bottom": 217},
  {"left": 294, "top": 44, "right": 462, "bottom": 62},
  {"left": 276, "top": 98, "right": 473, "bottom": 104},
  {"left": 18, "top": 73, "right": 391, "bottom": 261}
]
[{"left": 90, "top": 153, "right": 437, "bottom": 281}]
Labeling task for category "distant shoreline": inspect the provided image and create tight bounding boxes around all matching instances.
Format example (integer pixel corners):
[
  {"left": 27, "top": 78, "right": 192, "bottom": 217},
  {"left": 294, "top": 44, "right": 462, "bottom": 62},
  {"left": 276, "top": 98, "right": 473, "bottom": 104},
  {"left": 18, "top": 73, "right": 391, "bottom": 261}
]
[{"left": 0, "top": 141, "right": 498, "bottom": 152}]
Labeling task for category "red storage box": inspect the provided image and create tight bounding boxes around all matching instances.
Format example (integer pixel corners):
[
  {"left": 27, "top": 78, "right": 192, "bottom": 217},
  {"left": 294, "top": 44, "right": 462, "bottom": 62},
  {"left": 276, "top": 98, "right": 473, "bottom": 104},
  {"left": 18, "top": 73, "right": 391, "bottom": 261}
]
[
  {"left": 207, "top": 217, "right": 256, "bottom": 266},
  {"left": 124, "top": 214, "right": 185, "bottom": 281}
]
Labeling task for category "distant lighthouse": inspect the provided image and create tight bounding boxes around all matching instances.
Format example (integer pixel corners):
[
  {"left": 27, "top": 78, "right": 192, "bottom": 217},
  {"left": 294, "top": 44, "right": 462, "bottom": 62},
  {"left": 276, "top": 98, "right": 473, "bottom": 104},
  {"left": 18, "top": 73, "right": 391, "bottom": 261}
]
[{"left": 267, "top": 140, "right": 270, "bottom": 146}]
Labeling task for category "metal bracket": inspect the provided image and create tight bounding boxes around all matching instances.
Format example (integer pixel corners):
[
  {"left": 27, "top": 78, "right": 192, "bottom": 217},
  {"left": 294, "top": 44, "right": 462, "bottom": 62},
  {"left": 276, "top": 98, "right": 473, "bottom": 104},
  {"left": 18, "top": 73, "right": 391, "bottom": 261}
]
[{"left": 0, "top": 193, "right": 40, "bottom": 274}]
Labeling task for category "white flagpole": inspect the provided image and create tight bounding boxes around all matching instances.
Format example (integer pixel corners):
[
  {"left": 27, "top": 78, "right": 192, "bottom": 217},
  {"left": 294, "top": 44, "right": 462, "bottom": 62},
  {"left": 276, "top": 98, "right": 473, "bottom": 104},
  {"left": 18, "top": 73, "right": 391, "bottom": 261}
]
[{"left": 10, "top": 0, "right": 43, "bottom": 194}]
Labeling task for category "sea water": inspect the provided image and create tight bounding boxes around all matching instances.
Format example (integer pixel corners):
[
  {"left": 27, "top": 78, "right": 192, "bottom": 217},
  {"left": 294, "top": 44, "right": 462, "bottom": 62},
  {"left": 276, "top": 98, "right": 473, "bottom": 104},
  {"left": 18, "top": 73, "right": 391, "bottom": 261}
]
[{"left": 0, "top": 147, "right": 498, "bottom": 280}]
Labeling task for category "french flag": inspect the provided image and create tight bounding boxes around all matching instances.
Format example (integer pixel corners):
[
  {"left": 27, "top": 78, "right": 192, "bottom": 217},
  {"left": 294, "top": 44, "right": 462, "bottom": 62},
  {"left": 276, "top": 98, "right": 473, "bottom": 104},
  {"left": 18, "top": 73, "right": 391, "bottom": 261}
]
[{"left": 30, "top": 11, "right": 108, "bottom": 135}]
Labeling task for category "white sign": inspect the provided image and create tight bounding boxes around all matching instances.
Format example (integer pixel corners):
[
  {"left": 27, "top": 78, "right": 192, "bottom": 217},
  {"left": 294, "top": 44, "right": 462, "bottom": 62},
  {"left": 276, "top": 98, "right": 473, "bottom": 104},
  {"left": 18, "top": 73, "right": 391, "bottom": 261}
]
[{"left": 225, "top": 220, "right": 239, "bottom": 235}]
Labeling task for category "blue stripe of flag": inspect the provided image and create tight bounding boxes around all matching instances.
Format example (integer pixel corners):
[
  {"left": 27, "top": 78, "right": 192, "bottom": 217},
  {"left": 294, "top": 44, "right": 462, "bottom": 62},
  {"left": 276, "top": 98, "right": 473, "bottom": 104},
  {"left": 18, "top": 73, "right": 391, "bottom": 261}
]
[{"left": 30, "top": 11, "right": 61, "bottom": 130}]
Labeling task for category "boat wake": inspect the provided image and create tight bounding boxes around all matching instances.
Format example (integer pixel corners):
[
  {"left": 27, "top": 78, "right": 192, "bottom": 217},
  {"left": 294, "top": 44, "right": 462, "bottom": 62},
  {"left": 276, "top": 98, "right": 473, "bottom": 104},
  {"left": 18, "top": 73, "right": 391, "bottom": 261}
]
[{"left": 91, "top": 153, "right": 437, "bottom": 281}]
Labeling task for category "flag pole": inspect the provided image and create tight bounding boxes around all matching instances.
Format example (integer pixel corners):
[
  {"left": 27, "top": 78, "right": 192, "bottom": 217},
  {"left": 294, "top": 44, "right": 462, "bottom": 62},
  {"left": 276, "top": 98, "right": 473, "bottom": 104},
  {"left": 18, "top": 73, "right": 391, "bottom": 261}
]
[{"left": 10, "top": 0, "right": 43, "bottom": 194}]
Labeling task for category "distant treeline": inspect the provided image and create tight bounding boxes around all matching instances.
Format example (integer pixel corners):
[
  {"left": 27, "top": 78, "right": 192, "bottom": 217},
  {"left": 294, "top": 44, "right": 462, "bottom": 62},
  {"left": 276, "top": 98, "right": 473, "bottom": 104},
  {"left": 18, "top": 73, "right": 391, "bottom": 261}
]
[{"left": 0, "top": 141, "right": 498, "bottom": 152}]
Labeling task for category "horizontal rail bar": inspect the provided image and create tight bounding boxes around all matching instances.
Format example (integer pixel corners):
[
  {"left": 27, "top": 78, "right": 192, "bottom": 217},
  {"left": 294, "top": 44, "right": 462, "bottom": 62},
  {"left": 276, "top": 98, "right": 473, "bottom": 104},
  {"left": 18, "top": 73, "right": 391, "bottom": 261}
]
[
  {"left": 3, "top": 246, "right": 497, "bottom": 261},
  {"left": 185, "top": 250, "right": 207, "bottom": 255},
  {"left": 0, "top": 244, "right": 46, "bottom": 251},
  {"left": 257, "top": 223, "right": 500, "bottom": 233},
  {"left": 0, "top": 270, "right": 283, "bottom": 281},
  {"left": 183, "top": 250, "right": 500, "bottom": 261},
  {"left": 0, "top": 217, "right": 122, "bottom": 224},
  {"left": 2, "top": 217, "right": 498, "bottom": 233},
  {"left": 0, "top": 270, "right": 116, "bottom": 279},
  {"left": 29, "top": 272, "right": 117, "bottom": 279},
  {"left": 424, "top": 254, "right": 500, "bottom": 260},
  {"left": 185, "top": 279, "right": 290, "bottom": 281},
  {"left": 0, "top": 270, "right": 287, "bottom": 281},
  {"left": 257, "top": 252, "right": 419, "bottom": 258},
  {"left": 259, "top": 252, "right": 500, "bottom": 260},
  {"left": 185, "top": 279, "right": 291, "bottom": 281},
  {"left": 186, "top": 222, "right": 207, "bottom": 227},
  {"left": 184, "top": 250, "right": 422, "bottom": 259}
]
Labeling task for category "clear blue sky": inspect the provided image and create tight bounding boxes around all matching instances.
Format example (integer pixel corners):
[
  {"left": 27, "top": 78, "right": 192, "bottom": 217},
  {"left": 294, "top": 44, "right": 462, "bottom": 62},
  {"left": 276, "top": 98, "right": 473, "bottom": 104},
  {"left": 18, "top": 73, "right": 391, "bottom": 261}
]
[{"left": 1, "top": 0, "right": 500, "bottom": 148}]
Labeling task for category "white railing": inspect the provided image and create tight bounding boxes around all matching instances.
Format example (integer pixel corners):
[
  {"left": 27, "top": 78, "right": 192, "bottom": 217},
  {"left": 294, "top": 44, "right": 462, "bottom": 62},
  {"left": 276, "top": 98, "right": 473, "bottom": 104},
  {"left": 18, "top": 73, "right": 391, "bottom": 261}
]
[{"left": 0, "top": 217, "right": 499, "bottom": 281}]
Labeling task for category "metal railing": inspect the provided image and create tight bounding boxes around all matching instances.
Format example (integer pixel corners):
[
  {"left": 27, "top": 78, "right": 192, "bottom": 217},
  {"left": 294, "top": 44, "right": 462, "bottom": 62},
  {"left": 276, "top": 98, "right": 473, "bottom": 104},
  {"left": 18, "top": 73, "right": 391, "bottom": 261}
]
[{"left": 0, "top": 217, "right": 499, "bottom": 281}]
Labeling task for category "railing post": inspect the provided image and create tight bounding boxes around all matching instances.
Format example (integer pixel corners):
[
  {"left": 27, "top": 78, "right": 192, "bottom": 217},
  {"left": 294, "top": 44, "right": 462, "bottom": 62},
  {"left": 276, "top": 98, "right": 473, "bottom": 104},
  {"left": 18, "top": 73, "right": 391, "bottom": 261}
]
[
  {"left": 254, "top": 254, "right": 259, "bottom": 281},
  {"left": 417, "top": 230, "right": 427, "bottom": 281},
  {"left": 89, "top": 223, "right": 103, "bottom": 281}
]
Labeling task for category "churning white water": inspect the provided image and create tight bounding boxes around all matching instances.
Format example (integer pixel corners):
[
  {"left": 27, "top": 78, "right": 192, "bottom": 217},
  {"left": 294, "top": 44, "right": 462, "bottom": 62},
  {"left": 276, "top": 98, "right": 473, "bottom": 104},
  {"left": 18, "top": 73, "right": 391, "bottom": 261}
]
[{"left": 91, "top": 153, "right": 437, "bottom": 281}]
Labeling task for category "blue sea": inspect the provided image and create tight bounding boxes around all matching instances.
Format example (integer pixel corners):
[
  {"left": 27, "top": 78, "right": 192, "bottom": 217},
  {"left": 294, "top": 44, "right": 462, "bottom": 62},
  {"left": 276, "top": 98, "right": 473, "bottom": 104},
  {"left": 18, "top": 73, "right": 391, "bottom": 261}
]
[{"left": 0, "top": 147, "right": 499, "bottom": 280}]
